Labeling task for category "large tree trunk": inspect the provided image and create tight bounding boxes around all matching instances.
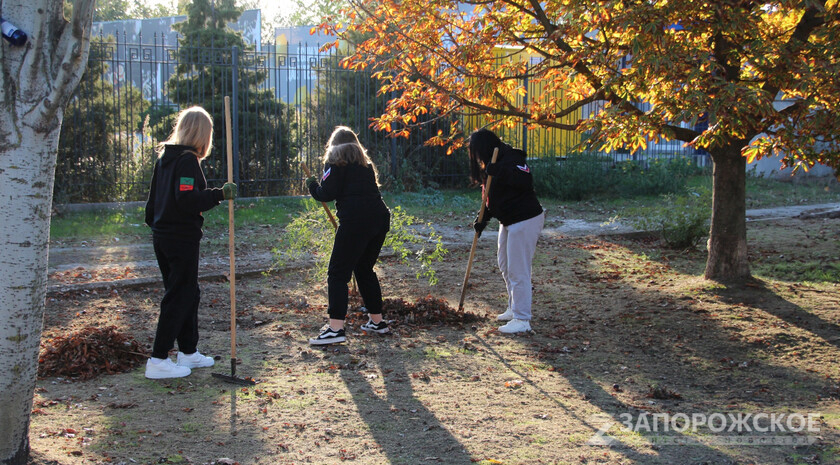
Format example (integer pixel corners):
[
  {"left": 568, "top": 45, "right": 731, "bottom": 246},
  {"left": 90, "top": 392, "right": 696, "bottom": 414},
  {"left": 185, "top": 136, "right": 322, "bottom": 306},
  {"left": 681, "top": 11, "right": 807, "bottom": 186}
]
[
  {"left": 705, "top": 146, "right": 751, "bottom": 282},
  {"left": 0, "top": 2, "right": 95, "bottom": 463},
  {"left": 0, "top": 133, "right": 61, "bottom": 465}
]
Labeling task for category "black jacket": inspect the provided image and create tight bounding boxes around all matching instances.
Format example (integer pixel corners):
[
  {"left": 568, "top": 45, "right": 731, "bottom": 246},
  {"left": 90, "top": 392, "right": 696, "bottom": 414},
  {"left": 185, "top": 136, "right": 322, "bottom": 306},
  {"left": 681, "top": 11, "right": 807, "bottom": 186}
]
[
  {"left": 145, "top": 145, "right": 224, "bottom": 240},
  {"left": 308, "top": 162, "right": 390, "bottom": 226},
  {"left": 484, "top": 146, "right": 543, "bottom": 226}
]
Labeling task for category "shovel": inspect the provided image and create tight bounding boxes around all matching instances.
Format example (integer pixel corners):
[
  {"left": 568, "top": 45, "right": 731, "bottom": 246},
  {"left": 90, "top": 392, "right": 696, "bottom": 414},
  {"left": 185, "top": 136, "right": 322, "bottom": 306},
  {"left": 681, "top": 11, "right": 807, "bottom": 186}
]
[
  {"left": 212, "top": 96, "right": 255, "bottom": 386},
  {"left": 458, "top": 147, "right": 499, "bottom": 312}
]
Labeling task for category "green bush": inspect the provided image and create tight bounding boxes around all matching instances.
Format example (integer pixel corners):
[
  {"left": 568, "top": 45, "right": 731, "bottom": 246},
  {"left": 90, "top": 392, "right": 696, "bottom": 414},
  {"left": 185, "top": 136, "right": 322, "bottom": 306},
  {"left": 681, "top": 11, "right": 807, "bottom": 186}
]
[
  {"left": 626, "top": 186, "right": 711, "bottom": 249},
  {"left": 530, "top": 154, "right": 705, "bottom": 201},
  {"left": 610, "top": 157, "right": 705, "bottom": 197},
  {"left": 273, "top": 201, "right": 447, "bottom": 285},
  {"left": 531, "top": 153, "right": 610, "bottom": 200}
]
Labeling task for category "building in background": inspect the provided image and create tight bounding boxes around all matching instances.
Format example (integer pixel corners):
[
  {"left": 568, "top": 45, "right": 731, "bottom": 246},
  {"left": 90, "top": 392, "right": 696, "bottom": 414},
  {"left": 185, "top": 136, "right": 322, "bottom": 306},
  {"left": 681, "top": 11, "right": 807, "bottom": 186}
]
[{"left": 90, "top": 10, "right": 261, "bottom": 103}]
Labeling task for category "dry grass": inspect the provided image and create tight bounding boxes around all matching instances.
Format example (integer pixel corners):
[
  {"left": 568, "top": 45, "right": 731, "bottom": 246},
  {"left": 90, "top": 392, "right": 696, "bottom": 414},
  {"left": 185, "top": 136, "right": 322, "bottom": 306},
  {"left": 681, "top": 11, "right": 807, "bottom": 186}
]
[{"left": 31, "top": 217, "right": 840, "bottom": 465}]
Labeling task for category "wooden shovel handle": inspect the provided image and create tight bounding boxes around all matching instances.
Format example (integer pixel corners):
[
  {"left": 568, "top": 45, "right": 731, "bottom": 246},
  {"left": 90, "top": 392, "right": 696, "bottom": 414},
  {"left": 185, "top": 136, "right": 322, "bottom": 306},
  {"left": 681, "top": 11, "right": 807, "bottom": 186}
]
[{"left": 458, "top": 147, "right": 499, "bottom": 311}]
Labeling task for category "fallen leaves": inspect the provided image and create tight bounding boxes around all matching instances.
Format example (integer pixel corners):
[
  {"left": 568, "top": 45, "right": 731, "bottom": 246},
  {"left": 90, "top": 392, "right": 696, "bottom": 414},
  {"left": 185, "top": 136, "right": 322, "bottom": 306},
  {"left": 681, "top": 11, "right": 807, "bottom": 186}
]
[
  {"left": 38, "top": 326, "right": 147, "bottom": 380},
  {"left": 379, "top": 295, "right": 484, "bottom": 326},
  {"left": 50, "top": 266, "right": 136, "bottom": 285}
]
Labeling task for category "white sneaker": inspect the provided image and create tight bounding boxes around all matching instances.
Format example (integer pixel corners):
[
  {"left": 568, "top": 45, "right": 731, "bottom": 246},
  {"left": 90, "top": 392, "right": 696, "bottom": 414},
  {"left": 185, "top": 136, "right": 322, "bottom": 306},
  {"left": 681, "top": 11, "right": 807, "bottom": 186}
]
[
  {"left": 177, "top": 351, "right": 215, "bottom": 368},
  {"left": 496, "top": 308, "right": 514, "bottom": 321},
  {"left": 145, "top": 358, "right": 191, "bottom": 379},
  {"left": 499, "top": 318, "right": 532, "bottom": 334}
]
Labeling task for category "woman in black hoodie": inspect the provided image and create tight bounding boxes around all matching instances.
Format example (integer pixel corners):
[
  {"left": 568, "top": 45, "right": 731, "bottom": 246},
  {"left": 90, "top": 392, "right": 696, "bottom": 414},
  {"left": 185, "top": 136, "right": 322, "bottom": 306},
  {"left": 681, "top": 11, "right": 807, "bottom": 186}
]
[
  {"left": 469, "top": 128, "right": 545, "bottom": 334},
  {"left": 144, "top": 106, "right": 236, "bottom": 379},
  {"left": 305, "top": 126, "right": 391, "bottom": 345}
]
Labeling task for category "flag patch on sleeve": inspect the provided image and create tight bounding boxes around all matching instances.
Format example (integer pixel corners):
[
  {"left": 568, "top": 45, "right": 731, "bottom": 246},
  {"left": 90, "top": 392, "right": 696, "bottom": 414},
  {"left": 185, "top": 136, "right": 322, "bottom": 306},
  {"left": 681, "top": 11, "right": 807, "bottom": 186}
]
[
  {"left": 516, "top": 164, "right": 530, "bottom": 173},
  {"left": 322, "top": 167, "right": 331, "bottom": 181},
  {"left": 179, "top": 177, "right": 195, "bottom": 191}
]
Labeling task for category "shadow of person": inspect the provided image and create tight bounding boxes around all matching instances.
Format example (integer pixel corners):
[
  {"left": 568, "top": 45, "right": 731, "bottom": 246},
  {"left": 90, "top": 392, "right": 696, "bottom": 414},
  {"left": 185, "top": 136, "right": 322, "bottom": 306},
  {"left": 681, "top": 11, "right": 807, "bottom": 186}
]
[
  {"left": 470, "top": 334, "right": 723, "bottom": 463},
  {"left": 339, "top": 341, "right": 475, "bottom": 464},
  {"left": 706, "top": 279, "right": 840, "bottom": 350}
]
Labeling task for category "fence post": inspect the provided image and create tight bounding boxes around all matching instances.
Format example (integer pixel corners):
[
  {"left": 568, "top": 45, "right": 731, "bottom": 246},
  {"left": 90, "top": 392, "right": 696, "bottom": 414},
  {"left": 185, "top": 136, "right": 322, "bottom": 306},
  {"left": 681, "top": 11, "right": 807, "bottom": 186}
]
[
  {"left": 522, "top": 61, "right": 528, "bottom": 155},
  {"left": 231, "top": 45, "right": 240, "bottom": 185}
]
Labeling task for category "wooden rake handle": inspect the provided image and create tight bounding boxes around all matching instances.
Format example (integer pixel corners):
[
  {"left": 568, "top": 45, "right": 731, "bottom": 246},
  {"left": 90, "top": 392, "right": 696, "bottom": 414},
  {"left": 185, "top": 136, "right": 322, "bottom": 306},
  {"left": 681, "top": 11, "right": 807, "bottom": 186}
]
[
  {"left": 301, "top": 162, "right": 338, "bottom": 229},
  {"left": 224, "top": 96, "right": 237, "bottom": 361},
  {"left": 458, "top": 147, "right": 499, "bottom": 311}
]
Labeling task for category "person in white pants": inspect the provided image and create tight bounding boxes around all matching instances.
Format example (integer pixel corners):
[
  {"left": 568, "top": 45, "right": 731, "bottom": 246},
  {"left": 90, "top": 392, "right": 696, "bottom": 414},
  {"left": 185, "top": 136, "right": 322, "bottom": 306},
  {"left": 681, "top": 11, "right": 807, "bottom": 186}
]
[
  {"left": 497, "top": 211, "right": 545, "bottom": 325},
  {"left": 469, "top": 128, "right": 545, "bottom": 333}
]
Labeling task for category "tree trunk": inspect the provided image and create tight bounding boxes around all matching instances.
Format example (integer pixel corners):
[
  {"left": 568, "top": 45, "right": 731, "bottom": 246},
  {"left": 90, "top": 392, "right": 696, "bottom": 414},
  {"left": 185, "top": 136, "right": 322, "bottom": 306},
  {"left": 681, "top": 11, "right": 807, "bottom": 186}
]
[
  {"left": 705, "top": 146, "right": 751, "bottom": 282},
  {"left": 0, "top": 134, "right": 60, "bottom": 465},
  {"left": 0, "top": 2, "right": 95, "bottom": 463}
]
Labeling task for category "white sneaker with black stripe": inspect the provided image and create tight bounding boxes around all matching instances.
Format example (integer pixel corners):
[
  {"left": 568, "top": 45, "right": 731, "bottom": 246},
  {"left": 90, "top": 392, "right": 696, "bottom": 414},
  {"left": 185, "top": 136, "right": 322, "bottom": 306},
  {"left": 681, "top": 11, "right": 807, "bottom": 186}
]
[
  {"left": 309, "top": 326, "right": 346, "bottom": 345},
  {"left": 360, "top": 318, "right": 390, "bottom": 334}
]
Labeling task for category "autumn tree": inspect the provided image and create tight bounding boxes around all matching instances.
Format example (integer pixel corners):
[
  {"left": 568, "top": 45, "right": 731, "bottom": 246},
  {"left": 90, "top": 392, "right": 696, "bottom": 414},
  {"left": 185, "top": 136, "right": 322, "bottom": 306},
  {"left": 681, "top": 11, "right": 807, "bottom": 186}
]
[
  {"left": 0, "top": 2, "right": 95, "bottom": 463},
  {"left": 321, "top": 0, "right": 840, "bottom": 282}
]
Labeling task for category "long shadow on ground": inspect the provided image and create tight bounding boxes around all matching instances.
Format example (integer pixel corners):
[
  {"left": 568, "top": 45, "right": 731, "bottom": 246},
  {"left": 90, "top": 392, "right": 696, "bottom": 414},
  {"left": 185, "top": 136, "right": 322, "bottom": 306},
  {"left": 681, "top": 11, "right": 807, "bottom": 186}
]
[{"left": 339, "top": 340, "right": 475, "bottom": 464}]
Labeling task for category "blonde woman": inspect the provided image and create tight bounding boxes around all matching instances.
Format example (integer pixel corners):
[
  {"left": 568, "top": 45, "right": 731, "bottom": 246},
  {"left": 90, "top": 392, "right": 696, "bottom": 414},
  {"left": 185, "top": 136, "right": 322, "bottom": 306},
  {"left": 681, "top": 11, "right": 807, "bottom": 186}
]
[
  {"left": 305, "top": 126, "right": 391, "bottom": 345},
  {"left": 144, "top": 106, "right": 237, "bottom": 378}
]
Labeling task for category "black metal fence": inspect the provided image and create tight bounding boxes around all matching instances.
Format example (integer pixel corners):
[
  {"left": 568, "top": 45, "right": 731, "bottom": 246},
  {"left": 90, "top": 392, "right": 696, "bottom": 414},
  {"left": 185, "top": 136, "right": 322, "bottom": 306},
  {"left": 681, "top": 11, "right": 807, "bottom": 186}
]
[
  {"left": 55, "top": 34, "right": 710, "bottom": 204},
  {"left": 56, "top": 34, "right": 467, "bottom": 203}
]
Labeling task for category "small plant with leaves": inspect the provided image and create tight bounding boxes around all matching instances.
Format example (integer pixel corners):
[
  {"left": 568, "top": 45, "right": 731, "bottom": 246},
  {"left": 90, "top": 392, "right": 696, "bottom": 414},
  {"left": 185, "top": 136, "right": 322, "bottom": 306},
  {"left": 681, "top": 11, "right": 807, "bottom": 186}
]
[
  {"left": 273, "top": 201, "right": 447, "bottom": 285},
  {"left": 625, "top": 186, "right": 712, "bottom": 249}
]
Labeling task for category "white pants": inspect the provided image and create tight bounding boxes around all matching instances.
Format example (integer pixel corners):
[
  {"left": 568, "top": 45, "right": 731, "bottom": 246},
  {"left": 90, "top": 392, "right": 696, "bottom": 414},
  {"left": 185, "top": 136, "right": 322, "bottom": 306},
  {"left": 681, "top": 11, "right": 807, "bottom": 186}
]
[{"left": 497, "top": 211, "right": 545, "bottom": 321}]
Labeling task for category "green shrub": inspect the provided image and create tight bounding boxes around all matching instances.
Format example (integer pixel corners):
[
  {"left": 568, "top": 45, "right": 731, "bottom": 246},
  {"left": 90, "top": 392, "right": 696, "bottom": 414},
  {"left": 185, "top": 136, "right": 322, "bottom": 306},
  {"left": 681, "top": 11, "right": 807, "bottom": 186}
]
[
  {"left": 531, "top": 153, "right": 610, "bottom": 200},
  {"left": 626, "top": 186, "right": 711, "bottom": 249},
  {"left": 273, "top": 201, "right": 447, "bottom": 285},
  {"left": 611, "top": 157, "right": 705, "bottom": 197}
]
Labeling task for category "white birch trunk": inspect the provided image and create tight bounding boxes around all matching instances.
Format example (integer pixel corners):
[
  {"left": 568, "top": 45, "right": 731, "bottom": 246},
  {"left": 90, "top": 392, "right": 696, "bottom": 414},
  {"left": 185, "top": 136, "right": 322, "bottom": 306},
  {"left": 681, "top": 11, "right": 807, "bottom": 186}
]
[{"left": 0, "top": 2, "right": 95, "bottom": 463}]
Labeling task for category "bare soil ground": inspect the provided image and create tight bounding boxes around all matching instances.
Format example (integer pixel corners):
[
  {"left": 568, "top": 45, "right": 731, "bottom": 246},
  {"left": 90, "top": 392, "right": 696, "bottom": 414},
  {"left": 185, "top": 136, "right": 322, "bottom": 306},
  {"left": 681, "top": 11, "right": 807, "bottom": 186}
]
[{"left": 30, "top": 214, "right": 840, "bottom": 465}]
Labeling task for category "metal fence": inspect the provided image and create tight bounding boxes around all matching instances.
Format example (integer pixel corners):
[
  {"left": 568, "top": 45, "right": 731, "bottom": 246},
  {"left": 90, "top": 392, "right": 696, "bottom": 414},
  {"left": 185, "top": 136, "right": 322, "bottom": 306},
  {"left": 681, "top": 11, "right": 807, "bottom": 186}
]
[
  {"left": 55, "top": 34, "right": 711, "bottom": 204},
  {"left": 56, "top": 34, "right": 466, "bottom": 203}
]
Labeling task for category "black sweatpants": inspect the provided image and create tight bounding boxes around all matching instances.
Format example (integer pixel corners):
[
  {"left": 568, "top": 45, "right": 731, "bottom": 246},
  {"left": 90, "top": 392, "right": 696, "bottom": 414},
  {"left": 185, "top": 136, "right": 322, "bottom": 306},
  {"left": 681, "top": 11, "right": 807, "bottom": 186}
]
[
  {"left": 151, "top": 235, "right": 201, "bottom": 359},
  {"left": 327, "top": 218, "right": 389, "bottom": 320}
]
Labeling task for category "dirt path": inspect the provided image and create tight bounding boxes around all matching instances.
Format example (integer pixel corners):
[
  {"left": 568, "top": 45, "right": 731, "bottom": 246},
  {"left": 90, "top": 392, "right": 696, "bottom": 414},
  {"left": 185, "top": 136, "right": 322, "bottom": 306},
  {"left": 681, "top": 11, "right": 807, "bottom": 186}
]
[{"left": 47, "top": 202, "right": 840, "bottom": 294}]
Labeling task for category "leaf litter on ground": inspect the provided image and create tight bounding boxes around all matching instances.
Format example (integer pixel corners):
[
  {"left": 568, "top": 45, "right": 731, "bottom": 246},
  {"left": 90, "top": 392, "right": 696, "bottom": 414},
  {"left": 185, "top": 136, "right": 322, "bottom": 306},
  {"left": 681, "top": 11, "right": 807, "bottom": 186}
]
[{"left": 38, "top": 326, "right": 147, "bottom": 380}]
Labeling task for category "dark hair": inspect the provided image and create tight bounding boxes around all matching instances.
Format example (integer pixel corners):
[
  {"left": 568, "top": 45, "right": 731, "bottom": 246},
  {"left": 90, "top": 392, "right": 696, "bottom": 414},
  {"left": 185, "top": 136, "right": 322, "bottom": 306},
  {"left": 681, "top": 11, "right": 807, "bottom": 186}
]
[{"left": 467, "top": 128, "right": 503, "bottom": 184}]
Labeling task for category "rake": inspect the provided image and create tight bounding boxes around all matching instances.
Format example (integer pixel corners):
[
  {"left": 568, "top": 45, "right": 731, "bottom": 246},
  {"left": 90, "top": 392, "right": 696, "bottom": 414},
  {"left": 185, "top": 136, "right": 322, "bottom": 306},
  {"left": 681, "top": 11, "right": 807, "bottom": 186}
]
[{"left": 212, "top": 96, "right": 255, "bottom": 386}]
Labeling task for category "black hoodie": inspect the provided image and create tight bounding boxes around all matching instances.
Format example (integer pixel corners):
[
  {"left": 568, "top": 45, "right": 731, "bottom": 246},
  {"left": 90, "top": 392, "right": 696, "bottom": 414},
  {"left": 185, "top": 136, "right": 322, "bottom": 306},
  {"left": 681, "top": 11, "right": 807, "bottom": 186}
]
[
  {"left": 484, "top": 146, "right": 544, "bottom": 226},
  {"left": 308, "top": 162, "right": 390, "bottom": 226},
  {"left": 145, "top": 144, "right": 224, "bottom": 240}
]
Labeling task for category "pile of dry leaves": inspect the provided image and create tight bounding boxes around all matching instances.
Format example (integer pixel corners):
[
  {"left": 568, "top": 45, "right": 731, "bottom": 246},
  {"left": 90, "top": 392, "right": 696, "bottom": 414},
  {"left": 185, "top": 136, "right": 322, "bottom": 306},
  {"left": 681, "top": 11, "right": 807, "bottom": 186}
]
[
  {"left": 39, "top": 326, "right": 148, "bottom": 380},
  {"left": 379, "top": 295, "right": 484, "bottom": 325}
]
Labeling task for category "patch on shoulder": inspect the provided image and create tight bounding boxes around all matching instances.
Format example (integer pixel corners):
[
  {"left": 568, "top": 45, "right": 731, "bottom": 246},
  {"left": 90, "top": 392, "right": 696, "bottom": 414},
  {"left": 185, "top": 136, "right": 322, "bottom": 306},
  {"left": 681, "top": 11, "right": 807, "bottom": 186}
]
[
  {"left": 322, "top": 167, "right": 332, "bottom": 181},
  {"left": 179, "top": 177, "right": 195, "bottom": 191},
  {"left": 516, "top": 164, "right": 530, "bottom": 173}
]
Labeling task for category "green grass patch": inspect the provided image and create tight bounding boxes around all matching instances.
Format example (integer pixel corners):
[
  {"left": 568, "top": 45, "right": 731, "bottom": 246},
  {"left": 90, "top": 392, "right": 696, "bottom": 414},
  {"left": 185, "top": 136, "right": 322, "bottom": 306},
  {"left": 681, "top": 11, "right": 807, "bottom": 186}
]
[
  {"left": 746, "top": 173, "right": 840, "bottom": 209},
  {"left": 50, "top": 208, "right": 146, "bottom": 241},
  {"left": 753, "top": 260, "right": 840, "bottom": 284}
]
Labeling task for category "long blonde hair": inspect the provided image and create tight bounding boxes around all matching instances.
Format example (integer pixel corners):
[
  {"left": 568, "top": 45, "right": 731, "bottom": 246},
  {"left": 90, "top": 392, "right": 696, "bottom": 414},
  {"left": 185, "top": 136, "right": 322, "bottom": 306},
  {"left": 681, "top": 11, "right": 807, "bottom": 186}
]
[
  {"left": 323, "top": 126, "right": 379, "bottom": 183},
  {"left": 157, "top": 106, "right": 214, "bottom": 160}
]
